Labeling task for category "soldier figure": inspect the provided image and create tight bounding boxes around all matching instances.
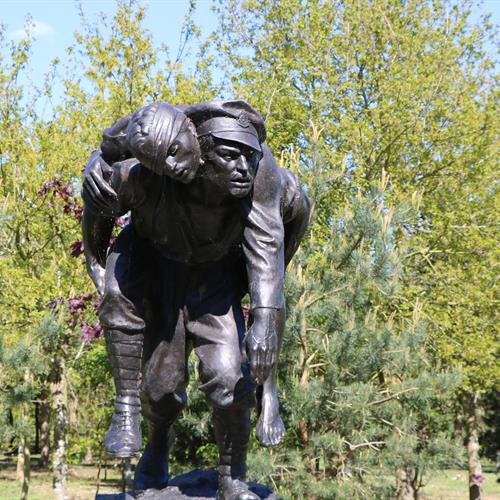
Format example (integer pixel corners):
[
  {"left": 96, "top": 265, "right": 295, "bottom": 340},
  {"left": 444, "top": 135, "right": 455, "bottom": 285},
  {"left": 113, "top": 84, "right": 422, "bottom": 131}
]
[{"left": 82, "top": 100, "right": 309, "bottom": 498}]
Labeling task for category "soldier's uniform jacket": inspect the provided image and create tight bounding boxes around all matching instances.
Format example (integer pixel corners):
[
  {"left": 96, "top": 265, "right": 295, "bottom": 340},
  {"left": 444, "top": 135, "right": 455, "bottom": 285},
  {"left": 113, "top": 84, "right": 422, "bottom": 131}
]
[{"left": 86, "top": 142, "right": 285, "bottom": 310}]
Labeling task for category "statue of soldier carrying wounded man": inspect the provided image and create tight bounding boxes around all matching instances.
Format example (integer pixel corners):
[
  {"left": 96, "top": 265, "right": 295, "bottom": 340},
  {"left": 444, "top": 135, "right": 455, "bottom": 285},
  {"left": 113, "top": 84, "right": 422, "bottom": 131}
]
[{"left": 82, "top": 99, "right": 310, "bottom": 498}]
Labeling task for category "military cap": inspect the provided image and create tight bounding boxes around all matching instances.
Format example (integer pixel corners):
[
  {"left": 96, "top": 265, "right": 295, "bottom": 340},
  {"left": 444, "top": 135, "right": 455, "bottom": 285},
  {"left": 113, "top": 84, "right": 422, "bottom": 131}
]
[{"left": 181, "top": 100, "right": 266, "bottom": 151}]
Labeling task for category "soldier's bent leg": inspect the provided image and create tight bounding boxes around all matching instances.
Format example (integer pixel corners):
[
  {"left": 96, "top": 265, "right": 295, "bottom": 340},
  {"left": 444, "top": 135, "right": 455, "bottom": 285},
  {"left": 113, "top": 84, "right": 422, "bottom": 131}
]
[
  {"left": 135, "top": 392, "right": 187, "bottom": 491},
  {"left": 188, "top": 296, "right": 257, "bottom": 499}
]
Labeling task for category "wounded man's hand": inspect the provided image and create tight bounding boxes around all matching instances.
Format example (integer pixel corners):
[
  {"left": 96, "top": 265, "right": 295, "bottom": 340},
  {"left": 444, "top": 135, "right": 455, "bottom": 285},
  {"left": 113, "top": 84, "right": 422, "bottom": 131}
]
[{"left": 244, "top": 307, "right": 278, "bottom": 384}]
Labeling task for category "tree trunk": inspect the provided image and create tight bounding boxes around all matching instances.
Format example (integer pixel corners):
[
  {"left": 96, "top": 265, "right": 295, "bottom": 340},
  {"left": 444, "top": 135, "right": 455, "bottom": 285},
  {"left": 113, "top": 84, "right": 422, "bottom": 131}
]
[
  {"left": 38, "top": 395, "right": 50, "bottom": 469},
  {"left": 17, "top": 432, "right": 30, "bottom": 500},
  {"left": 297, "top": 306, "right": 319, "bottom": 473},
  {"left": 8, "top": 409, "right": 15, "bottom": 451},
  {"left": 298, "top": 363, "right": 310, "bottom": 448},
  {"left": 455, "top": 411, "right": 465, "bottom": 452},
  {"left": 464, "top": 391, "right": 483, "bottom": 500},
  {"left": 84, "top": 446, "right": 93, "bottom": 465},
  {"left": 68, "top": 397, "right": 79, "bottom": 429},
  {"left": 51, "top": 357, "right": 68, "bottom": 500},
  {"left": 298, "top": 307, "right": 309, "bottom": 447},
  {"left": 468, "top": 430, "right": 482, "bottom": 500},
  {"left": 464, "top": 392, "right": 483, "bottom": 500},
  {"left": 16, "top": 435, "right": 24, "bottom": 481},
  {"left": 396, "top": 467, "right": 419, "bottom": 500},
  {"left": 34, "top": 401, "right": 40, "bottom": 454},
  {"left": 21, "top": 434, "right": 30, "bottom": 500}
]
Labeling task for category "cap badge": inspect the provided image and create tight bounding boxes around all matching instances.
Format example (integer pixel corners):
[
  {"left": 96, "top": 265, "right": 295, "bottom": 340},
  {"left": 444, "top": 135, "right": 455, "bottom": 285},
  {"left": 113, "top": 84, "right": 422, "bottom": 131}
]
[{"left": 237, "top": 112, "right": 250, "bottom": 128}]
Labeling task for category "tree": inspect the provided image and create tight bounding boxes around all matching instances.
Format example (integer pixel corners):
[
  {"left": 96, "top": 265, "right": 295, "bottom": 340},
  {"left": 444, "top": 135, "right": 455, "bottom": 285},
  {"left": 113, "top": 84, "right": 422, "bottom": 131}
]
[
  {"left": 212, "top": 1, "right": 498, "bottom": 497},
  {"left": 0, "top": 1, "right": 496, "bottom": 498},
  {"left": 0, "top": 336, "right": 45, "bottom": 500},
  {"left": 0, "top": 1, "right": 218, "bottom": 493},
  {"left": 249, "top": 168, "right": 457, "bottom": 498}
]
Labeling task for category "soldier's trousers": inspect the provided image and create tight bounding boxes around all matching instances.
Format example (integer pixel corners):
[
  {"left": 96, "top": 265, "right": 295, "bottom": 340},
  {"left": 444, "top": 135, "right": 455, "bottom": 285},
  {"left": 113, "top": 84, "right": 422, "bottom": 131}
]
[
  {"left": 99, "top": 225, "right": 256, "bottom": 422},
  {"left": 98, "top": 167, "right": 310, "bottom": 423}
]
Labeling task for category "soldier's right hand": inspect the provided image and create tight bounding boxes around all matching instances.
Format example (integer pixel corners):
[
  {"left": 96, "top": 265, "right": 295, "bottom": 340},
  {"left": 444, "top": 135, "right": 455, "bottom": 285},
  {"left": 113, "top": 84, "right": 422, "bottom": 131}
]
[
  {"left": 245, "top": 308, "right": 279, "bottom": 384},
  {"left": 82, "top": 151, "right": 118, "bottom": 213}
]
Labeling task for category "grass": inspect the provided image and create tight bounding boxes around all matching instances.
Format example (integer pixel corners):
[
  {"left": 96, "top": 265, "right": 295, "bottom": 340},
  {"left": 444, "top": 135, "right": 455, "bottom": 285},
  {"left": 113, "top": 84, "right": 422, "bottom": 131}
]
[
  {"left": 0, "top": 456, "right": 499, "bottom": 499},
  {"left": 0, "top": 457, "right": 123, "bottom": 499},
  {"left": 421, "top": 469, "right": 500, "bottom": 500}
]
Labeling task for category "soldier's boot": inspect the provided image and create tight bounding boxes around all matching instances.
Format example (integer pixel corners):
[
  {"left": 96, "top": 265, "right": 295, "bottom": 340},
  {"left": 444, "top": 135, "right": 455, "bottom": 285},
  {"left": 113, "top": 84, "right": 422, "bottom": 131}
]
[
  {"left": 135, "top": 394, "right": 185, "bottom": 491},
  {"left": 103, "top": 329, "right": 143, "bottom": 458},
  {"left": 214, "top": 408, "right": 260, "bottom": 500},
  {"left": 134, "top": 420, "right": 172, "bottom": 491}
]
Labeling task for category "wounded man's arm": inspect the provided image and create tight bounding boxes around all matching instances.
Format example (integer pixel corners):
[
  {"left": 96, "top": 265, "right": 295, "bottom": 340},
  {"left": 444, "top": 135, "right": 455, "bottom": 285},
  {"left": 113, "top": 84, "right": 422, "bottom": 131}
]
[
  {"left": 243, "top": 144, "right": 285, "bottom": 310},
  {"left": 242, "top": 144, "right": 285, "bottom": 383},
  {"left": 81, "top": 153, "right": 137, "bottom": 294}
]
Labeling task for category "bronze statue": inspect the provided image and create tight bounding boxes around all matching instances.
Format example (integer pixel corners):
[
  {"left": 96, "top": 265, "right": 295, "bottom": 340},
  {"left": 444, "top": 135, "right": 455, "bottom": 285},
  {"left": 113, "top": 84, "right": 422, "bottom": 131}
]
[{"left": 82, "top": 100, "right": 310, "bottom": 498}]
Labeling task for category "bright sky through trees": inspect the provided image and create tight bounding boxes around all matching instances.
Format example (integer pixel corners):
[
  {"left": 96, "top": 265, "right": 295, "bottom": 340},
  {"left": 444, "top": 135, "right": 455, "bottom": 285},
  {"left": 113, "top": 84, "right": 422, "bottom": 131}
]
[
  {"left": 2, "top": 0, "right": 218, "bottom": 114},
  {"left": 4, "top": 0, "right": 497, "bottom": 111}
]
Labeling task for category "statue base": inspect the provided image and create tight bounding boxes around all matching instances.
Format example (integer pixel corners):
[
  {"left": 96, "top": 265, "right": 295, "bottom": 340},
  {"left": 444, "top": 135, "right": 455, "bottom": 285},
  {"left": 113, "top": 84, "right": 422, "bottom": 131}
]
[{"left": 95, "top": 469, "right": 276, "bottom": 499}]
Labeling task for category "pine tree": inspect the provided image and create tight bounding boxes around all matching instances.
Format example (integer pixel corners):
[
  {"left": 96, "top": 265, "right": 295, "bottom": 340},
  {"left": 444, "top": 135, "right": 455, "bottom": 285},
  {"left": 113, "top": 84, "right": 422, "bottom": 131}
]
[
  {"left": 213, "top": 1, "right": 497, "bottom": 497},
  {"left": 247, "top": 169, "right": 458, "bottom": 499},
  {"left": 0, "top": 334, "right": 46, "bottom": 499}
]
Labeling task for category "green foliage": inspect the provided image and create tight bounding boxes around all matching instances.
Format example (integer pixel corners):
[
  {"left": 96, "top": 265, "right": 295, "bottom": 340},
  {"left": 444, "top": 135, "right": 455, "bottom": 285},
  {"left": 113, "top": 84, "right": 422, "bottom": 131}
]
[
  {"left": 251, "top": 178, "right": 458, "bottom": 497},
  {"left": 213, "top": 0, "right": 498, "bottom": 493},
  {"left": 0, "top": 0, "right": 497, "bottom": 496},
  {"left": 67, "top": 341, "right": 113, "bottom": 463},
  {"left": 0, "top": 0, "right": 218, "bottom": 466},
  {"left": 170, "top": 368, "right": 216, "bottom": 473},
  {"left": 213, "top": 0, "right": 498, "bottom": 377},
  {"left": 0, "top": 319, "right": 51, "bottom": 445}
]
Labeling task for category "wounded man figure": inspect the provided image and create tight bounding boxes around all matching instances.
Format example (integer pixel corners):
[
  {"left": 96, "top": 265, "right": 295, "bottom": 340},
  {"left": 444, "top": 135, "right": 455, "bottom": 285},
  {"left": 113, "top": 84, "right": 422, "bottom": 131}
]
[{"left": 82, "top": 100, "right": 310, "bottom": 497}]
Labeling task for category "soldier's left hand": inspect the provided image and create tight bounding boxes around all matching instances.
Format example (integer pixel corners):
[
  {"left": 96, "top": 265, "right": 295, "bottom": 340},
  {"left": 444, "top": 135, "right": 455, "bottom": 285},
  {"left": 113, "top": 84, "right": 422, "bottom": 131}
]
[
  {"left": 82, "top": 151, "right": 118, "bottom": 214},
  {"left": 244, "top": 308, "right": 278, "bottom": 384}
]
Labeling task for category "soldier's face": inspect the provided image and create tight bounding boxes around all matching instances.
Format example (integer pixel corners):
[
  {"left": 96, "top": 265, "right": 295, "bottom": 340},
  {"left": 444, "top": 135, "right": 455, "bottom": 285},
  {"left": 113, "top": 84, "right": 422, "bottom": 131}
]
[
  {"left": 204, "top": 139, "right": 262, "bottom": 198},
  {"left": 163, "top": 127, "right": 201, "bottom": 183}
]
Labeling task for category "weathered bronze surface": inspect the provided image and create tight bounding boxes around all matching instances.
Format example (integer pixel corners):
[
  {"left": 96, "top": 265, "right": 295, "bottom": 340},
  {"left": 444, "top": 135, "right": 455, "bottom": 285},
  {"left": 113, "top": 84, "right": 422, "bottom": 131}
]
[{"left": 82, "top": 100, "right": 310, "bottom": 498}]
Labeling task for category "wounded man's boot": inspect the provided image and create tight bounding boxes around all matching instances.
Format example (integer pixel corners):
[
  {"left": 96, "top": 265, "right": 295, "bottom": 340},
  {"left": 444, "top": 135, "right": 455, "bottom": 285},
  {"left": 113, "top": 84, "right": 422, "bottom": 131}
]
[
  {"left": 214, "top": 408, "right": 259, "bottom": 500},
  {"left": 104, "top": 329, "right": 143, "bottom": 458}
]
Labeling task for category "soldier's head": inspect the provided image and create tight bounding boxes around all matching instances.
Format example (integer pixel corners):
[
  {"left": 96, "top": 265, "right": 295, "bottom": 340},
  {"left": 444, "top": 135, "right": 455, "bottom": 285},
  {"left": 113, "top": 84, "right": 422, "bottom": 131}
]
[
  {"left": 126, "top": 102, "right": 201, "bottom": 183},
  {"left": 184, "top": 100, "right": 266, "bottom": 198}
]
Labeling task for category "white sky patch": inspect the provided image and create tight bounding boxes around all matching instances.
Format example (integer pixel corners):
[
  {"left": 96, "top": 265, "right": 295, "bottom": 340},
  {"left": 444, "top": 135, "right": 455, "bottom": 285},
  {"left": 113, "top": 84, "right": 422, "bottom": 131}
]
[{"left": 11, "top": 20, "right": 55, "bottom": 39}]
